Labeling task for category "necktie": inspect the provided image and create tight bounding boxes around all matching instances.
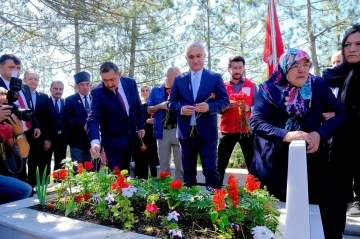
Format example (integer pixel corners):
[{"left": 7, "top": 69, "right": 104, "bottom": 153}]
[
  {"left": 84, "top": 96, "right": 90, "bottom": 112},
  {"left": 116, "top": 90, "right": 126, "bottom": 110},
  {"left": 190, "top": 72, "right": 200, "bottom": 126},
  {"left": 18, "top": 95, "right": 32, "bottom": 129},
  {"left": 31, "top": 91, "right": 36, "bottom": 110},
  {"left": 55, "top": 99, "right": 60, "bottom": 115}
]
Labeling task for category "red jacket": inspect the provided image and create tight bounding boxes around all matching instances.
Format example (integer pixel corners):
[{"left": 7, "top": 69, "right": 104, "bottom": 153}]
[{"left": 220, "top": 79, "right": 256, "bottom": 133}]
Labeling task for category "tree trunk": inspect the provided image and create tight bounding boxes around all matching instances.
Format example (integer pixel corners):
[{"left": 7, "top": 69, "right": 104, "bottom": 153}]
[
  {"left": 306, "top": 0, "right": 319, "bottom": 76},
  {"left": 129, "top": 18, "right": 137, "bottom": 78},
  {"left": 206, "top": 0, "right": 211, "bottom": 70},
  {"left": 74, "top": 17, "right": 80, "bottom": 73}
]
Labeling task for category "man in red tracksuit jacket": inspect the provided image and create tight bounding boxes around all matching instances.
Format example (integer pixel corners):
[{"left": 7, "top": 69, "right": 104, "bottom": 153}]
[{"left": 217, "top": 55, "right": 257, "bottom": 185}]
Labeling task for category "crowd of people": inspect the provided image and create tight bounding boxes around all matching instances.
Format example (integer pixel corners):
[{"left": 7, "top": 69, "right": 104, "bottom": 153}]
[{"left": 0, "top": 23, "right": 359, "bottom": 239}]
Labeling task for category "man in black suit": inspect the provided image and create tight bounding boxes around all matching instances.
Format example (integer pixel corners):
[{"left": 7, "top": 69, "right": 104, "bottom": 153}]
[
  {"left": 0, "top": 54, "right": 40, "bottom": 182},
  {"left": 88, "top": 62, "right": 145, "bottom": 171},
  {"left": 43, "top": 81, "right": 67, "bottom": 172},
  {"left": 23, "top": 70, "right": 52, "bottom": 187},
  {"left": 64, "top": 72, "right": 92, "bottom": 167}
]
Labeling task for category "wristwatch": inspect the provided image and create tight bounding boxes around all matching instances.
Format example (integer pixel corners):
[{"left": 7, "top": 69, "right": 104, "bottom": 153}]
[{"left": 16, "top": 133, "right": 26, "bottom": 140}]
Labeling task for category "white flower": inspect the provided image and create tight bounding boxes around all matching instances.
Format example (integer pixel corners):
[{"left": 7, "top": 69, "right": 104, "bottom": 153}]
[
  {"left": 167, "top": 211, "right": 180, "bottom": 221},
  {"left": 169, "top": 229, "right": 183, "bottom": 238},
  {"left": 252, "top": 226, "right": 274, "bottom": 239},
  {"left": 91, "top": 192, "right": 101, "bottom": 205},
  {"left": 105, "top": 192, "right": 115, "bottom": 204},
  {"left": 122, "top": 186, "right": 137, "bottom": 197}
]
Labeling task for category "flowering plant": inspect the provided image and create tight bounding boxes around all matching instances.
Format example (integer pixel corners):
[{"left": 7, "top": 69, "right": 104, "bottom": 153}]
[
  {"left": 229, "top": 92, "right": 252, "bottom": 137},
  {"left": 162, "top": 88, "right": 171, "bottom": 127},
  {"left": 190, "top": 92, "right": 216, "bottom": 137},
  {"left": 38, "top": 164, "right": 280, "bottom": 239}
]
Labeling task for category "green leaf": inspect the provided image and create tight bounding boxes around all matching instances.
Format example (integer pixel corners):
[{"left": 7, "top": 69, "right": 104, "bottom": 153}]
[
  {"left": 65, "top": 198, "right": 76, "bottom": 217},
  {"left": 218, "top": 221, "right": 225, "bottom": 232},
  {"left": 210, "top": 211, "right": 218, "bottom": 223}
]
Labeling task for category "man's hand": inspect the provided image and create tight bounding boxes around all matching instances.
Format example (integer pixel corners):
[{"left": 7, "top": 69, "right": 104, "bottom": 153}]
[
  {"left": 44, "top": 140, "right": 51, "bottom": 151},
  {"left": 90, "top": 144, "right": 101, "bottom": 159},
  {"left": 239, "top": 102, "right": 247, "bottom": 111},
  {"left": 229, "top": 100, "right": 238, "bottom": 108},
  {"left": 322, "top": 112, "right": 335, "bottom": 121},
  {"left": 146, "top": 118, "right": 154, "bottom": 124},
  {"left": 34, "top": 128, "right": 41, "bottom": 138},
  {"left": 4, "top": 114, "right": 24, "bottom": 136},
  {"left": 307, "top": 131, "right": 321, "bottom": 154},
  {"left": 195, "top": 102, "right": 209, "bottom": 113},
  {"left": 138, "top": 129, "right": 145, "bottom": 138},
  {"left": 158, "top": 101, "right": 169, "bottom": 110},
  {"left": 0, "top": 105, "right": 11, "bottom": 121},
  {"left": 182, "top": 105, "right": 195, "bottom": 116}
]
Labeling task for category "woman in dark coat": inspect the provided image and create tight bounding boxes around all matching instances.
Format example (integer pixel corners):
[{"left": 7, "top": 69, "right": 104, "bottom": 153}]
[
  {"left": 250, "top": 49, "right": 347, "bottom": 239},
  {"left": 323, "top": 23, "right": 360, "bottom": 231},
  {"left": 133, "top": 86, "right": 159, "bottom": 179}
]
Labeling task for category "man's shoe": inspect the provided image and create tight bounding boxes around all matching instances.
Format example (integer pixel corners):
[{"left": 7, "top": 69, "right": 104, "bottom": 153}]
[
  {"left": 206, "top": 186, "right": 215, "bottom": 194},
  {"left": 347, "top": 201, "right": 360, "bottom": 217}
]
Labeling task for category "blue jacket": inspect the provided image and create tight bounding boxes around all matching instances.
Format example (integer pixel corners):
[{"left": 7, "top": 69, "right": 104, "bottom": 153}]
[
  {"left": 147, "top": 85, "right": 166, "bottom": 139},
  {"left": 169, "top": 69, "right": 229, "bottom": 141},
  {"left": 249, "top": 77, "right": 347, "bottom": 202},
  {"left": 87, "top": 77, "right": 144, "bottom": 146}
]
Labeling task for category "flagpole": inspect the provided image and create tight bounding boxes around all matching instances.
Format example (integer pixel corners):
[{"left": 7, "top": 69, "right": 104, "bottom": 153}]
[{"left": 269, "top": 0, "right": 277, "bottom": 66}]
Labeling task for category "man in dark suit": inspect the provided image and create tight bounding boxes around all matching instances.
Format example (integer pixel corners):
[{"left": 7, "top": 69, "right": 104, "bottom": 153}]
[
  {"left": 0, "top": 54, "right": 40, "bottom": 182},
  {"left": 88, "top": 62, "right": 144, "bottom": 171},
  {"left": 64, "top": 71, "right": 92, "bottom": 167},
  {"left": 43, "top": 81, "right": 67, "bottom": 172},
  {"left": 23, "top": 70, "right": 52, "bottom": 187},
  {"left": 169, "top": 42, "right": 229, "bottom": 190}
]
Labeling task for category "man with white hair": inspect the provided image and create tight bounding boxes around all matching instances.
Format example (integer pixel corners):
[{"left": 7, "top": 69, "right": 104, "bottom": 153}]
[{"left": 169, "top": 42, "right": 229, "bottom": 190}]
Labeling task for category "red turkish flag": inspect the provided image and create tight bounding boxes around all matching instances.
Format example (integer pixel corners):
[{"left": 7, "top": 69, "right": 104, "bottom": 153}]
[{"left": 263, "top": 0, "right": 284, "bottom": 77}]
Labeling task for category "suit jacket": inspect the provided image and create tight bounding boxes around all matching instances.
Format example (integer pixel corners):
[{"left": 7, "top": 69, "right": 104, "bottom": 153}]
[
  {"left": 249, "top": 77, "right": 347, "bottom": 202},
  {"left": 87, "top": 77, "right": 144, "bottom": 144},
  {"left": 169, "top": 68, "right": 229, "bottom": 141},
  {"left": 47, "top": 97, "right": 66, "bottom": 139},
  {"left": 33, "top": 91, "right": 51, "bottom": 140},
  {"left": 0, "top": 77, "right": 39, "bottom": 129},
  {"left": 64, "top": 93, "right": 91, "bottom": 150}
]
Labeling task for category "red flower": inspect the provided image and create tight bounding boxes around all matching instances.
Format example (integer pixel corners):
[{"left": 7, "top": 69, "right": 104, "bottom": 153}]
[
  {"left": 210, "top": 92, "right": 216, "bottom": 99},
  {"left": 159, "top": 171, "right": 171, "bottom": 179},
  {"left": 83, "top": 192, "right": 91, "bottom": 201},
  {"left": 75, "top": 195, "right": 83, "bottom": 203},
  {"left": 213, "top": 188, "right": 227, "bottom": 211},
  {"left": 77, "top": 163, "right": 84, "bottom": 174},
  {"left": 245, "top": 174, "right": 261, "bottom": 193},
  {"left": 84, "top": 161, "right": 94, "bottom": 171},
  {"left": 166, "top": 89, "right": 171, "bottom": 94},
  {"left": 227, "top": 175, "right": 240, "bottom": 207},
  {"left": 58, "top": 169, "right": 67, "bottom": 180},
  {"left": 170, "top": 180, "right": 183, "bottom": 190},
  {"left": 140, "top": 145, "right": 147, "bottom": 151},
  {"left": 113, "top": 166, "right": 120, "bottom": 175},
  {"left": 146, "top": 203, "right": 158, "bottom": 214}
]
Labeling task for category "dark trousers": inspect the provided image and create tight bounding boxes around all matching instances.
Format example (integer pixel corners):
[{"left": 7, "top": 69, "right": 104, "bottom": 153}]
[
  {"left": 103, "top": 135, "right": 133, "bottom": 171},
  {"left": 217, "top": 132, "right": 254, "bottom": 184},
  {"left": 133, "top": 136, "right": 159, "bottom": 180},
  {"left": 43, "top": 134, "right": 67, "bottom": 172},
  {"left": 179, "top": 130, "right": 220, "bottom": 188}
]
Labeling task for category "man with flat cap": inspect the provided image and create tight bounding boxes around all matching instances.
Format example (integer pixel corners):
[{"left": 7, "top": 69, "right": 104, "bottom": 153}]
[{"left": 64, "top": 71, "right": 92, "bottom": 166}]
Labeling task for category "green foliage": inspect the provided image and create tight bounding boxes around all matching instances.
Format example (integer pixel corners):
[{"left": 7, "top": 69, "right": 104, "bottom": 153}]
[{"left": 35, "top": 165, "right": 50, "bottom": 206}]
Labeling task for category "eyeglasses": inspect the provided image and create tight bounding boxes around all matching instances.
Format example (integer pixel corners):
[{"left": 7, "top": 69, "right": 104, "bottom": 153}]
[{"left": 289, "top": 62, "right": 311, "bottom": 70}]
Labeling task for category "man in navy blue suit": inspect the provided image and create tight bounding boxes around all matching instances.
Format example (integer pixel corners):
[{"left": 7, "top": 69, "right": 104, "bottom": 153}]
[
  {"left": 64, "top": 71, "right": 92, "bottom": 167},
  {"left": 87, "top": 62, "right": 144, "bottom": 171},
  {"left": 169, "top": 42, "right": 229, "bottom": 189}
]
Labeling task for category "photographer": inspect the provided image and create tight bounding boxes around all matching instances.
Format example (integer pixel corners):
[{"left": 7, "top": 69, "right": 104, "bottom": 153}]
[{"left": 0, "top": 87, "right": 32, "bottom": 204}]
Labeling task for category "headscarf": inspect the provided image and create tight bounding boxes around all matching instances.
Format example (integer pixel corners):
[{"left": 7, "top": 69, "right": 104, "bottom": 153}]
[{"left": 260, "top": 49, "right": 316, "bottom": 130}]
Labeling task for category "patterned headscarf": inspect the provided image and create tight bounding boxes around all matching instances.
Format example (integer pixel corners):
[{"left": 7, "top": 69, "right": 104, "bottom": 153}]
[{"left": 260, "top": 49, "right": 316, "bottom": 131}]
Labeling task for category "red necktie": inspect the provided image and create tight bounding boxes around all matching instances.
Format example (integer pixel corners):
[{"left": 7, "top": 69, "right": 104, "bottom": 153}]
[
  {"left": 116, "top": 91, "right": 126, "bottom": 110},
  {"left": 17, "top": 95, "right": 32, "bottom": 129}
]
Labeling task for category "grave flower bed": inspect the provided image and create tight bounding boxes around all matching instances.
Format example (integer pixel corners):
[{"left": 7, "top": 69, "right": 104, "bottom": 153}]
[{"left": 32, "top": 159, "right": 280, "bottom": 239}]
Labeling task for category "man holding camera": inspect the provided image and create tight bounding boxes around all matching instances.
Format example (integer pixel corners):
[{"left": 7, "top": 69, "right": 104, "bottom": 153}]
[{"left": 0, "top": 54, "right": 40, "bottom": 183}]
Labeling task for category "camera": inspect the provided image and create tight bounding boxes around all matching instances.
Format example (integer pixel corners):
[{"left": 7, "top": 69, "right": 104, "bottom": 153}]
[{"left": 0, "top": 71, "right": 34, "bottom": 124}]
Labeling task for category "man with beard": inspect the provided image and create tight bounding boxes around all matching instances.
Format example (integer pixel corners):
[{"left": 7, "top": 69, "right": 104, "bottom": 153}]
[{"left": 217, "top": 55, "right": 257, "bottom": 185}]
